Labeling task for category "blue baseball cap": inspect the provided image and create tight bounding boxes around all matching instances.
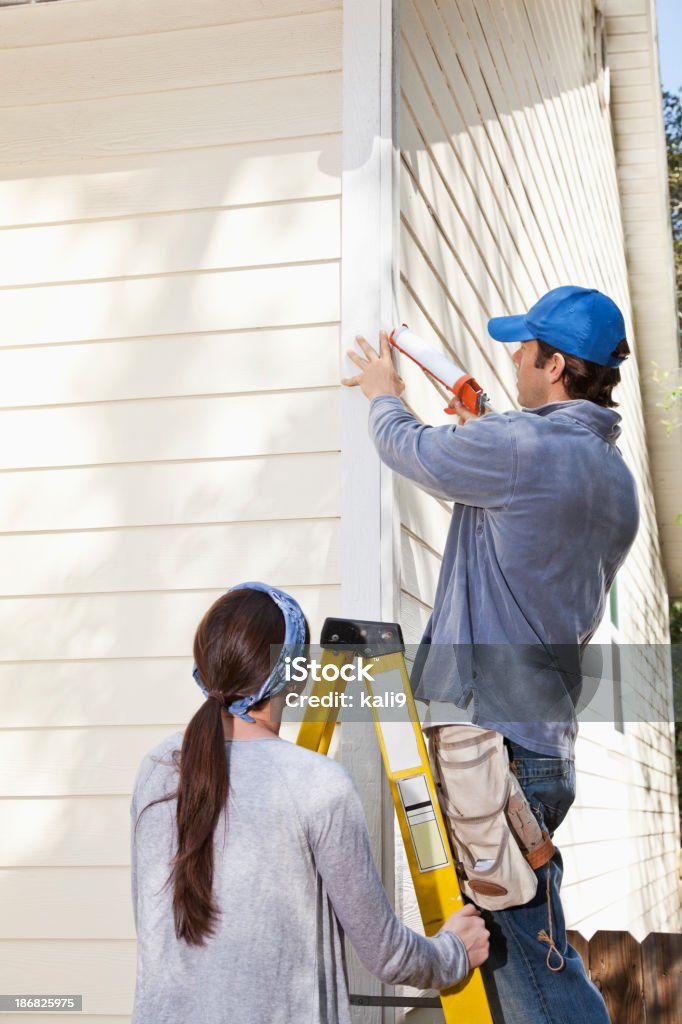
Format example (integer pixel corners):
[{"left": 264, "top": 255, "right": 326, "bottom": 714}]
[{"left": 487, "top": 286, "right": 627, "bottom": 367}]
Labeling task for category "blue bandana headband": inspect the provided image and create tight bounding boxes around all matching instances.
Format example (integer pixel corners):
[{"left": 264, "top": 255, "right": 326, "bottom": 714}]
[{"left": 192, "top": 581, "right": 307, "bottom": 723}]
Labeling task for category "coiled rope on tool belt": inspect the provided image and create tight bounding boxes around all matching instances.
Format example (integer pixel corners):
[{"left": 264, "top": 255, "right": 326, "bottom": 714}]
[{"left": 537, "top": 861, "right": 565, "bottom": 972}]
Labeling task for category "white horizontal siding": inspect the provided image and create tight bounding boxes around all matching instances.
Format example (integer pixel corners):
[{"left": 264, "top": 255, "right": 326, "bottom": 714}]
[
  {"left": 0, "top": 199, "right": 340, "bottom": 287},
  {"left": 0, "top": 326, "right": 340, "bottom": 407},
  {"left": 0, "top": 588, "right": 341, "bottom": 663},
  {"left": 0, "top": 0, "right": 341, "bottom": 47},
  {"left": 0, "top": 868, "right": 136, "bottom": 939},
  {"left": 0, "top": 452, "right": 341, "bottom": 532},
  {"left": 0, "top": 519, "right": 340, "bottom": 596},
  {"left": 0, "top": 0, "right": 342, "bottom": 1017},
  {"left": 398, "top": 0, "right": 681, "bottom": 949},
  {"left": 557, "top": 729, "right": 681, "bottom": 938},
  {"left": 0, "top": 263, "right": 339, "bottom": 347},
  {"left": 1, "top": 726, "right": 184, "bottom": 798},
  {"left": 0, "top": 10, "right": 341, "bottom": 106},
  {"left": 0, "top": 135, "right": 341, "bottom": 228},
  {"left": 0, "top": 74, "right": 341, "bottom": 165},
  {"left": 1, "top": 797, "right": 132, "bottom": 866},
  {"left": 0, "top": 392, "right": 340, "bottom": 468},
  {"left": 0, "top": 942, "right": 134, "bottom": 1017},
  {"left": 1, "top": 661, "right": 209, "bottom": 730}
]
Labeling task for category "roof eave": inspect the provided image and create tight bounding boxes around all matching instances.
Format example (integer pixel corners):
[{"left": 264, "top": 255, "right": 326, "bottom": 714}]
[{"left": 605, "top": 0, "right": 682, "bottom": 598}]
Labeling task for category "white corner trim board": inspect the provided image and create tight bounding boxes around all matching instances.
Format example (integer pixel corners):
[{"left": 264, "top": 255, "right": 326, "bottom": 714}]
[
  {"left": 340, "top": 4, "right": 400, "bottom": 1022},
  {"left": 341, "top": 0, "right": 400, "bottom": 625}
]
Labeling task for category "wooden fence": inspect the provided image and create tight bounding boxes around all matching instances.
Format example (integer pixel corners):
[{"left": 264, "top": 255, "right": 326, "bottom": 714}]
[{"left": 567, "top": 930, "right": 682, "bottom": 1023}]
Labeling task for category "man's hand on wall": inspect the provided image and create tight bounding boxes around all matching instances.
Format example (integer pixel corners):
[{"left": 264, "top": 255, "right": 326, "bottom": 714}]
[{"left": 342, "top": 330, "right": 405, "bottom": 401}]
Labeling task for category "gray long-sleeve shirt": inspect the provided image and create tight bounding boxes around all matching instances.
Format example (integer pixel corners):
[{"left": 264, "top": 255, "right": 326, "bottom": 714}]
[
  {"left": 130, "top": 733, "right": 468, "bottom": 1024},
  {"left": 368, "top": 396, "right": 639, "bottom": 758}
]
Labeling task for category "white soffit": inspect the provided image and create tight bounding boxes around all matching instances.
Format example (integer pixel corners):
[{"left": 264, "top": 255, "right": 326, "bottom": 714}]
[{"left": 605, "top": 0, "right": 682, "bottom": 597}]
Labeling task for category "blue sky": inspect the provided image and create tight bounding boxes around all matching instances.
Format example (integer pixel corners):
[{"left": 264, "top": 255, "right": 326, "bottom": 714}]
[{"left": 657, "top": 0, "right": 681, "bottom": 93}]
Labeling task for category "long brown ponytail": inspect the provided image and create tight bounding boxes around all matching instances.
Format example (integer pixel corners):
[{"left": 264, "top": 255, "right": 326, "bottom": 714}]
[{"left": 171, "top": 589, "right": 286, "bottom": 945}]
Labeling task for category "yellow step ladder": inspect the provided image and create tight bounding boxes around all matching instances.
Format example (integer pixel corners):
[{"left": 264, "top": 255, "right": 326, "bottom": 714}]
[{"left": 296, "top": 616, "right": 493, "bottom": 1023}]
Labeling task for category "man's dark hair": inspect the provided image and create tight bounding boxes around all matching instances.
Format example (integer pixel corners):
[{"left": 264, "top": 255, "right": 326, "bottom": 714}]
[{"left": 534, "top": 338, "right": 630, "bottom": 408}]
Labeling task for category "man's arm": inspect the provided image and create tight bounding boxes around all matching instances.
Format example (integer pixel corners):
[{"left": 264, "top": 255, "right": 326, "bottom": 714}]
[
  {"left": 369, "top": 395, "right": 516, "bottom": 507},
  {"left": 343, "top": 332, "right": 517, "bottom": 507}
]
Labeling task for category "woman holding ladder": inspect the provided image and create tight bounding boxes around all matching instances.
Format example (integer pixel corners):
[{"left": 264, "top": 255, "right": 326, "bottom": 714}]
[{"left": 130, "top": 582, "right": 488, "bottom": 1024}]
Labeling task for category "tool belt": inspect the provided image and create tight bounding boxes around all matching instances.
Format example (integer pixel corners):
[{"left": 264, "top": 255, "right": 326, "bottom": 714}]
[{"left": 429, "top": 725, "right": 555, "bottom": 911}]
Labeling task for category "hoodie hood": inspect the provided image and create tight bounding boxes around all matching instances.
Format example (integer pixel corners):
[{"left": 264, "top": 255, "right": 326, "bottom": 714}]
[{"left": 524, "top": 399, "right": 622, "bottom": 445}]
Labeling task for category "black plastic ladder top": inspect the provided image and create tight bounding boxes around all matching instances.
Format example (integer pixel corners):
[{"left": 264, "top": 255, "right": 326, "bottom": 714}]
[{"left": 319, "top": 617, "right": 404, "bottom": 656}]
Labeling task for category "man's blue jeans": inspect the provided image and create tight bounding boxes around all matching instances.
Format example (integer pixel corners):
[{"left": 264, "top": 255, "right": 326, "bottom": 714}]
[{"left": 479, "top": 741, "right": 611, "bottom": 1024}]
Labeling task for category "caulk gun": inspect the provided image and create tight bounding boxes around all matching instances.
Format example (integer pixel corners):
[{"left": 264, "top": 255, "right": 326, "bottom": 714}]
[{"left": 389, "top": 326, "right": 494, "bottom": 416}]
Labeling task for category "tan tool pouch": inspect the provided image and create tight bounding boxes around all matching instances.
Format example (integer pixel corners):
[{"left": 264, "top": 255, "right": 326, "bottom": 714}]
[{"left": 430, "top": 725, "right": 555, "bottom": 911}]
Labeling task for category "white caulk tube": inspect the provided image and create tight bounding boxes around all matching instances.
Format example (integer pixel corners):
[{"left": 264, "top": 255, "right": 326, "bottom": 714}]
[{"left": 389, "top": 326, "right": 493, "bottom": 416}]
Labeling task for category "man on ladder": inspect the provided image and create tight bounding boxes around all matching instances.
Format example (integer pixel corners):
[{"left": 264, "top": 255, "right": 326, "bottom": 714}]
[{"left": 342, "top": 287, "right": 639, "bottom": 1024}]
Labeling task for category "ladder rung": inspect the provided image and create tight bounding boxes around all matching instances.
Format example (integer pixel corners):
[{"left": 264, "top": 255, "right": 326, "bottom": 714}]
[{"left": 349, "top": 995, "right": 442, "bottom": 1007}]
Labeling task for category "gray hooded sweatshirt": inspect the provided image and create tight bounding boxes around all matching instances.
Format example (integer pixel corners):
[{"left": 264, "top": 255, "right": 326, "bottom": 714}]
[{"left": 368, "top": 396, "right": 639, "bottom": 757}]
